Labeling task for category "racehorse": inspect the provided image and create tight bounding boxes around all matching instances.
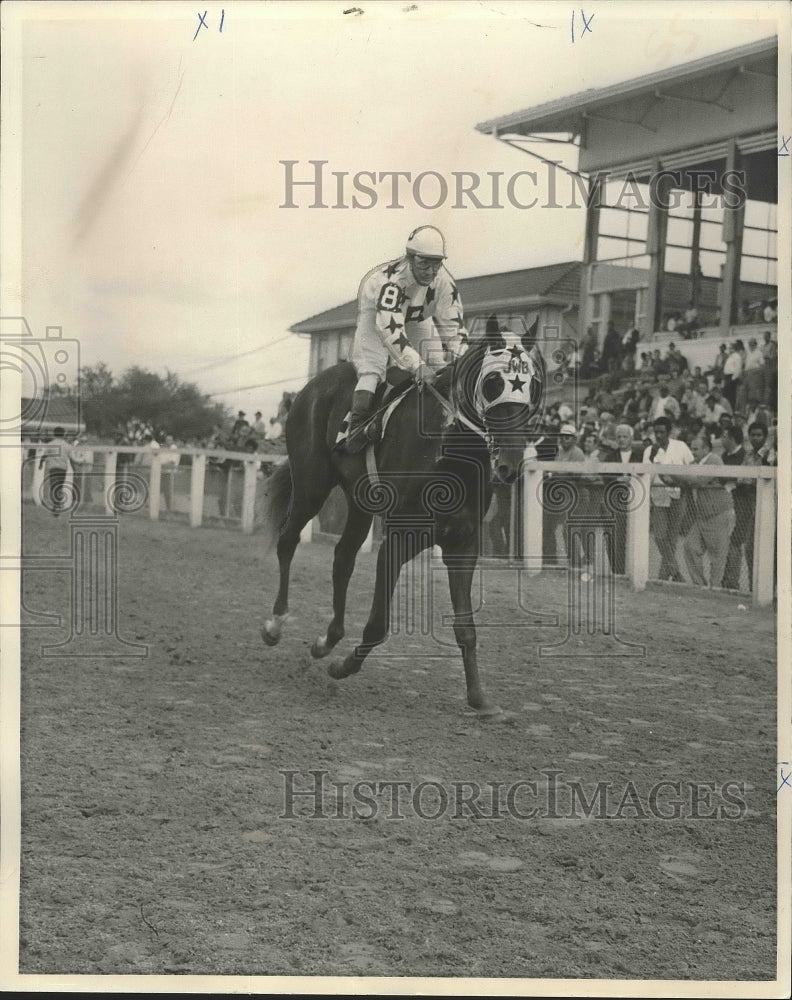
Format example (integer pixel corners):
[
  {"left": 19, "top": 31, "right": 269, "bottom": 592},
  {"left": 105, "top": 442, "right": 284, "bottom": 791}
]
[{"left": 259, "top": 321, "right": 545, "bottom": 717}]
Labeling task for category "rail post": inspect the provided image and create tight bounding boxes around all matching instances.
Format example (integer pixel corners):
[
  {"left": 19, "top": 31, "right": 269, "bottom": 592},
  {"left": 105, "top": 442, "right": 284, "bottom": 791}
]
[
  {"left": 190, "top": 454, "right": 206, "bottom": 528},
  {"left": 31, "top": 448, "right": 45, "bottom": 506},
  {"left": 522, "top": 465, "right": 543, "bottom": 576},
  {"left": 753, "top": 471, "right": 776, "bottom": 607},
  {"left": 626, "top": 472, "right": 652, "bottom": 591},
  {"left": 148, "top": 454, "right": 162, "bottom": 521},
  {"left": 241, "top": 460, "right": 258, "bottom": 534},
  {"left": 103, "top": 451, "right": 117, "bottom": 516}
]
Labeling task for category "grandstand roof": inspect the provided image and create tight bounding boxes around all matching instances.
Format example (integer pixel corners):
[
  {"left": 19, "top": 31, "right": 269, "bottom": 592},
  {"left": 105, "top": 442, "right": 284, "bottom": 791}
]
[
  {"left": 475, "top": 36, "right": 777, "bottom": 141},
  {"left": 290, "top": 261, "right": 582, "bottom": 334}
]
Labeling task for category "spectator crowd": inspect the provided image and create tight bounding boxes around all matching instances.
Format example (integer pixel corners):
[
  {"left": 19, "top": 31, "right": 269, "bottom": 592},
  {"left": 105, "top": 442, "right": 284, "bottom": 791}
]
[{"left": 532, "top": 327, "right": 778, "bottom": 592}]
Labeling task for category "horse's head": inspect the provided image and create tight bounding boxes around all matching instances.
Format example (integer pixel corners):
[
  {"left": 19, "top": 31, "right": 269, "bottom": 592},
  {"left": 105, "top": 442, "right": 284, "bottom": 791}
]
[{"left": 454, "top": 319, "right": 545, "bottom": 484}]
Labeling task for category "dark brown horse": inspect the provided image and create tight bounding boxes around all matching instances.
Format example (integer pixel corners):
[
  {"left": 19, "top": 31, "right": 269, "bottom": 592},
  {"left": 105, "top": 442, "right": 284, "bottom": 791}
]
[{"left": 260, "top": 322, "right": 545, "bottom": 717}]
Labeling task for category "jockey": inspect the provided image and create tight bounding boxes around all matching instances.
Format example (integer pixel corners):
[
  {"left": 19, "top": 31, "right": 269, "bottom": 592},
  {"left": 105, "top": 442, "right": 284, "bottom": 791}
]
[{"left": 343, "top": 225, "right": 469, "bottom": 453}]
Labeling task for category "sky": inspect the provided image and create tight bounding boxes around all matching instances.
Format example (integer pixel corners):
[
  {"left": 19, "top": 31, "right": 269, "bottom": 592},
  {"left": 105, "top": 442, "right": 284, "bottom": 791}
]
[{"left": 6, "top": 0, "right": 783, "bottom": 427}]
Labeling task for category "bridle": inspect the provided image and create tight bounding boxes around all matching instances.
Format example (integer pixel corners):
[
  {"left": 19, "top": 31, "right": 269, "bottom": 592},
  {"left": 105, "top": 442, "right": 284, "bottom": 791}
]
[{"left": 423, "top": 341, "right": 543, "bottom": 466}]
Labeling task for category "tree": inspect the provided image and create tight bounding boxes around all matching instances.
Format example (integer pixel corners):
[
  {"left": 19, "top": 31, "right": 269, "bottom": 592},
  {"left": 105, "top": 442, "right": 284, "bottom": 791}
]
[{"left": 78, "top": 363, "right": 231, "bottom": 440}]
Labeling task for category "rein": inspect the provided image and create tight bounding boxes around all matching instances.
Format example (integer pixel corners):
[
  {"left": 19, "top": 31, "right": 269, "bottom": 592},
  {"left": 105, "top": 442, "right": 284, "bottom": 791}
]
[{"left": 422, "top": 380, "right": 493, "bottom": 449}]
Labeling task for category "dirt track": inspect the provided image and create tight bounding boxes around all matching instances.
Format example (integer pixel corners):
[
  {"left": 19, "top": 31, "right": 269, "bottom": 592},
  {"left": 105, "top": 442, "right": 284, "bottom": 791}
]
[{"left": 19, "top": 505, "right": 777, "bottom": 981}]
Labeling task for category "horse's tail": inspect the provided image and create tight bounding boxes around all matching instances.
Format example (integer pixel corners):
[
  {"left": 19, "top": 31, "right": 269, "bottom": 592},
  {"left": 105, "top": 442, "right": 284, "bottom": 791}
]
[{"left": 259, "top": 460, "right": 293, "bottom": 552}]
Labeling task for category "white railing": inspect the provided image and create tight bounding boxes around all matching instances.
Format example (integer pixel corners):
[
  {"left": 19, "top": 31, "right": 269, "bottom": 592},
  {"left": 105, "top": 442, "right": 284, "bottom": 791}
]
[
  {"left": 521, "top": 462, "right": 776, "bottom": 608},
  {"left": 25, "top": 447, "right": 776, "bottom": 606},
  {"left": 27, "top": 445, "right": 285, "bottom": 535}
]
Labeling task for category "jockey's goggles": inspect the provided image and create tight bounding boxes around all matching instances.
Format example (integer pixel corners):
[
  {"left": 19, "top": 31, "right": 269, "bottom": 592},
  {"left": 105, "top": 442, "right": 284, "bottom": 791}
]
[{"left": 410, "top": 254, "right": 444, "bottom": 268}]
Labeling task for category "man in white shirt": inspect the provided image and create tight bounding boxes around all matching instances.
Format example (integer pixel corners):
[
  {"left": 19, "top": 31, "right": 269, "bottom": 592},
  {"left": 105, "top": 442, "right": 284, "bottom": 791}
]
[
  {"left": 643, "top": 416, "right": 694, "bottom": 582},
  {"left": 599, "top": 424, "right": 644, "bottom": 575},
  {"left": 252, "top": 412, "right": 267, "bottom": 439},
  {"left": 160, "top": 434, "right": 180, "bottom": 510},
  {"left": 681, "top": 378, "right": 707, "bottom": 421},
  {"left": 743, "top": 338, "right": 764, "bottom": 372},
  {"left": 70, "top": 434, "right": 95, "bottom": 506},
  {"left": 38, "top": 427, "right": 74, "bottom": 515},
  {"left": 649, "top": 383, "right": 681, "bottom": 423},
  {"left": 722, "top": 342, "right": 743, "bottom": 410},
  {"left": 740, "top": 337, "right": 765, "bottom": 412},
  {"left": 135, "top": 433, "right": 160, "bottom": 468},
  {"left": 760, "top": 331, "right": 777, "bottom": 409},
  {"left": 760, "top": 330, "right": 777, "bottom": 363}
]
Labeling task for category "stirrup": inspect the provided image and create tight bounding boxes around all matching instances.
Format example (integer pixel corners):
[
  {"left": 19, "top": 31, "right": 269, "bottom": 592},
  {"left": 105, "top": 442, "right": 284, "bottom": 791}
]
[{"left": 345, "top": 420, "right": 378, "bottom": 454}]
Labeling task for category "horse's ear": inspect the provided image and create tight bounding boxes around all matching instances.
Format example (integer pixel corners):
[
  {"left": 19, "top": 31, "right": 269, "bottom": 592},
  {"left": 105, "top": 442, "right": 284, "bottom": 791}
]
[
  {"left": 483, "top": 314, "right": 506, "bottom": 351},
  {"left": 521, "top": 316, "right": 539, "bottom": 354}
]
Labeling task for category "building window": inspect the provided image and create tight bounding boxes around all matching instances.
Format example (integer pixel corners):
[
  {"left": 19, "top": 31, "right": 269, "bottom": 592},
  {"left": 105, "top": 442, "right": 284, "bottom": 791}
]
[
  {"left": 338, "top": 331, "right": 353, "bottom": 362},
  {"left": 740, "top": 200, "right": 777, "bottom": 286},
  {"left": 316, "top": 332, "right": 338, "bottom": 373},
  {"left": 595, "top": 179, "right": 651, "bottom": 266},
  {"left": 661, "top": 188, "right": 728, "bottom": 329}
]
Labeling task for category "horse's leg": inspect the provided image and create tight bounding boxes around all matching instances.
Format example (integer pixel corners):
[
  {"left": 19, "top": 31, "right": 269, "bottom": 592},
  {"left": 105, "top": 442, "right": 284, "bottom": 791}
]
[
  {"left": 327, "top": 525, "right": 426, "bottom": 679},
  {"left": 262, "top": 486, "right": 330, "bottom": 646},
  {"left": 442, "top": 536, "right": 503, "bottom": 717},
  {"left": 311, "top": 504, "right": 373, "bottom": 659}
]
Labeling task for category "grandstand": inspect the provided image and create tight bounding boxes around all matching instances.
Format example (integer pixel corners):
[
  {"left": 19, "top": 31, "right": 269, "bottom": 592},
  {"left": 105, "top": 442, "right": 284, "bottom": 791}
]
[{"left": 476, "top": 36, "right": 778, "bottom": 369}]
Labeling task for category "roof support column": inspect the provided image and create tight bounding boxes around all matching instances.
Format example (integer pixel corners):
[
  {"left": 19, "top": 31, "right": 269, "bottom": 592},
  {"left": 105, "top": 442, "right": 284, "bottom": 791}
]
[
  {"left": 644, "top": 159, "right": 670, "bottom": 338},
  {"left": 578, "top": 174, "right": 602, "bottom": 338},
  {"left": 720, "top": 139, "right": 745, "bottom": 338}
]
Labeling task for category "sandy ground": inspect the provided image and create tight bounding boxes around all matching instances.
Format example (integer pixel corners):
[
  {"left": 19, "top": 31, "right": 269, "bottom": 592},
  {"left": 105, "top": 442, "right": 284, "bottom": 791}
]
[{"left": 17, "top": 504, "right": 778, "bottom": 982}]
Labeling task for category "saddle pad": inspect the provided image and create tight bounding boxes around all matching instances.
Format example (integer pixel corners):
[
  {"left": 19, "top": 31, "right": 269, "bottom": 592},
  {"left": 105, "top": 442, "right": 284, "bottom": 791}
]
[{"left": 334, "top": 386, "right": 411, "bottom": 447}]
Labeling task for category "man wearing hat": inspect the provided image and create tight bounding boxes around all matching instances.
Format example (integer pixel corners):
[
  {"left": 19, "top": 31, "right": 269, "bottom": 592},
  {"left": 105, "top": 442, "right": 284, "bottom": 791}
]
[
  {"left": 643, "top": 416, "right": 694, "bottom": 582},
  {"left": 557, "top": 424, "right": 584, "bottom": 461},
  {"left": 231, "top": 411, "right": 247, "bottom": 436},
  {"left": 542, "top": 424, "right": 584, "bottom": 566},
  {"left": 343, "top": 225, "right": 468, "bottom": 453},
  {"left": 599, "top": 424, "right": 644, "bottom": 574}
]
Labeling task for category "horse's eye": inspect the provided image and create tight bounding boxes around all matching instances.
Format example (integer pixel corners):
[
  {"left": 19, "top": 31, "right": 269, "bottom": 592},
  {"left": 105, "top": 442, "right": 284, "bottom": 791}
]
[{"left": 481, "top": 372, "right": 504, "bottom": 403}]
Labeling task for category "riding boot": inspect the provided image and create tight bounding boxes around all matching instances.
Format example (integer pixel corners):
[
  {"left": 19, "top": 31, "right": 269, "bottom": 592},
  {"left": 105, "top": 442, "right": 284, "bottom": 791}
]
[{"left": 345, "top": 389, "right": 377, "bottom": 454}]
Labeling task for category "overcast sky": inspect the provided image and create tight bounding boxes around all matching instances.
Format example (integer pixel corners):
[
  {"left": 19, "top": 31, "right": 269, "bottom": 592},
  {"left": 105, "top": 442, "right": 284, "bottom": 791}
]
[{"left": 9, "top": 0, "right": 780, "bottom": 426}]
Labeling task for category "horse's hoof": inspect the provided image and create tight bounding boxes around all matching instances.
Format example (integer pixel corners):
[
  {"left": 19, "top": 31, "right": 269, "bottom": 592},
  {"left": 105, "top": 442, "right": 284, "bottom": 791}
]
[
  {"left": 476, "top": 706, "right": 516, "bottom": 724},
  {"left": 261, "top": 626, "right": 281, "bottom": 647},
  {"left": 469, "top": 700, "right": 504, "bottom": 717},
  {"left": 311, "top": 636, "right": 332, "bottom": 659},
  {"left": 327, "top": 657, "right": 361, "bottom": 680}
]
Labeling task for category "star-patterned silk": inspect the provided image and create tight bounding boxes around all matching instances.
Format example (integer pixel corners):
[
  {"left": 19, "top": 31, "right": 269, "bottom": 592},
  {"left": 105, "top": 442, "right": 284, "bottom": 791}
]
[{"left": 351, "top": 256, "right": 468, "bottom": 379}]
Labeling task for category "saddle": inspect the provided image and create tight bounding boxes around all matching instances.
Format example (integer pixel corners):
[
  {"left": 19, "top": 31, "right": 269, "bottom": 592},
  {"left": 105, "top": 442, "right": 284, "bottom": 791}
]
[{"left": 334, "top": 368, "right": 415, "bottom": 450}]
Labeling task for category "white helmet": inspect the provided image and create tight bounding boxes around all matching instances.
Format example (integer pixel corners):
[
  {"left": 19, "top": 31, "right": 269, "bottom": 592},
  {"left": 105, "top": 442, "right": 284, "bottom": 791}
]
[{"left": 406, "top": 225, "right": 446, "bottom": 259}]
